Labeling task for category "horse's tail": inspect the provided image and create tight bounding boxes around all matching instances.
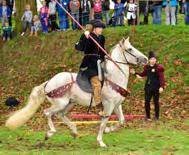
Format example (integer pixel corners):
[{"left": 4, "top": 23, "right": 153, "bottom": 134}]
[{"left": 5, "top": 82, "right": 47, "bottom": 129}]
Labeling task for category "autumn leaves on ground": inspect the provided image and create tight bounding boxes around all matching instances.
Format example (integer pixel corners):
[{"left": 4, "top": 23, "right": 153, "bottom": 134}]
[{"left": 0, "top": 25, "right": 189, "bottom": 154}]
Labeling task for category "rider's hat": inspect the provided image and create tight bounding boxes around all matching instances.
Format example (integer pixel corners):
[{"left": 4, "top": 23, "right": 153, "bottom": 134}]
[
  {"left": 88, "top": 19, "right": 106, "bottom": 29},
  {"left": 148, "top": 51, "right": 156, "bottom": 59}
]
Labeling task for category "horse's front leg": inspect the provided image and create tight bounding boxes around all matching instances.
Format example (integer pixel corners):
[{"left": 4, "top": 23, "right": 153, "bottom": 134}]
[
  {"left": 97, "top": 103, "right": 114, "bottom": 147},
  {"left": 97, "top": 116, "right": 109, "bottom": 148},
  {"left": 105, "top": 104, "right": 125, "bottom": 133}
]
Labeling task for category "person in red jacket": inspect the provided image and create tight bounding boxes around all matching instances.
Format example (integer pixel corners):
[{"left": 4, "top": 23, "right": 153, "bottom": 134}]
[{"left": 130, "top": 51, "right": 165, "bottom": 121}]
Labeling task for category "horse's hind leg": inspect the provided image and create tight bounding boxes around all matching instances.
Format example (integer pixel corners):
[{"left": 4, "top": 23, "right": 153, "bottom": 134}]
[
  {"left": 44, "top": 98, "right": 70, "bottom": 140},
  {"left": 59, "top": 102, "right": 78, "bottom": 138},
  {"left": 105, "top": 104, "right": 125, "bottom": 133}
]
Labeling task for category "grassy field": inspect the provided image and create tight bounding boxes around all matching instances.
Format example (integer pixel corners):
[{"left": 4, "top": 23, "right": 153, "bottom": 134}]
[
  {"left": 0, "top": 120, "right": 189, "bottom": 155},
  {"left": 0, "top": 19, "right": 189, "bottom": 154}
]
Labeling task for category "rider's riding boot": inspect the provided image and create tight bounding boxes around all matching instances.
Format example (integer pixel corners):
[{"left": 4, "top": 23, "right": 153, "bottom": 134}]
[
  {"left": 96, "top": 102, "right": 107, "bottom": 117},
  {"left": 90, "top": 76, "right": 107, "bottom": 117}
]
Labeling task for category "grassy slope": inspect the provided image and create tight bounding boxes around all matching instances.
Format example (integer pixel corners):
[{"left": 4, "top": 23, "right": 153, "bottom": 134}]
[
  {"left": 1, "top": 25, "right": 188, "bottom": 119},
  {"left": 0, "top": 17, "right": 189, "bottom": 155}
]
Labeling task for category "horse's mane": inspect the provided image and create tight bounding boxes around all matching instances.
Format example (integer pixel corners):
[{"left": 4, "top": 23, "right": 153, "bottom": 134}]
[
  {"left": 109, "top": 44, "right": 119, "bottom": 55},
  {"left": 104, "top": 43, "right": 121, "bottom": 64}
]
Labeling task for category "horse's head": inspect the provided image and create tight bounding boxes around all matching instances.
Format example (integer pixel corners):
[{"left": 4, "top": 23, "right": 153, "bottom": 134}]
[{"left": 119, "top": 37, "right": 148, "bottom": 66}]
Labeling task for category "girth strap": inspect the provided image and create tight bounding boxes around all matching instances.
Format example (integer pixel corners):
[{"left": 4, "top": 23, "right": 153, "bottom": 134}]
[{"left": 105, "top": 78, "right": 129, "bottom": 97}]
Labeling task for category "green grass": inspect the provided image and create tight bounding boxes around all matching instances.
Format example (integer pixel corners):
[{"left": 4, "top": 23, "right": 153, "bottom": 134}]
[{"left": 0, "top": 121, "right": 189, "bottom": 155}]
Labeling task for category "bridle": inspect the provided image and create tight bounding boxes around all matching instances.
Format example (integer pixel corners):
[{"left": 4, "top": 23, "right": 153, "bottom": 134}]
[
  {"left": 120, "top": 47, "right": 140, "bottom": 66},
  {"left": 106, "top": 44, "right": 140, "bottom": 66}
]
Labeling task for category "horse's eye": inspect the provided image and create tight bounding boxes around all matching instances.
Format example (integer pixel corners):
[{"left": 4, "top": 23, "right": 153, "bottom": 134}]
[{"left": 128, "top": 48, "right": 132, "bottom": 52}]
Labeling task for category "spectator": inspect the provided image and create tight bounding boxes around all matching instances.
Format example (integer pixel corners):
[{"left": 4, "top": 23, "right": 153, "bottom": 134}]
[
  {"left": 163, "top": 0, "right": 178, "bottom": 25},
  {"left": 126, "top": 0, "right": 137, "bottom": 25},
  {"left": 69, "top": 0, "right": 80, "bottom": 30},
  {"left": 30, "top": 15, "right": 41, "bottom": 36},
  {"left": 184, "top": 0, "right": 189, "bottom": 24},
  {"left": 2, "top": 21, "right": 12, "bottom": 41},
  {"left": 80, "top": 0, "right": 91, "bottom": 26},
  {"left": 130, "top": 51, "right": 165, "bottom": 121},
  {"left": 102, "top": 0, "right": 110, "bottom": 25},
  {"left": 152, "top": 1, "right": 162, "bottom": 24},
  {"left": 113, "top": 0, "right": 125, "bottom": 26},
  {"left": 0, "top": 0, "right": 11, "bottom": 27},
  {"left": 93, "top": 0, "right": 103, "bottom": 20},
  {"left": 40, "top": 0, "right": 49, "bottom": 33},
  {"left": 21, "top": 4, "right": 33, "bottom": 36},
  {"left": 48, "top": 0, "right": 59, "bottom": 31},
  {"left": 7, "top": 0, "right": 14, "bottom": 26},
  {"left": 179, "top": 0, "right": 185, "bottom": 14},
  {"left": 57, "top": 0, "right": 69, "bottom": 31}
]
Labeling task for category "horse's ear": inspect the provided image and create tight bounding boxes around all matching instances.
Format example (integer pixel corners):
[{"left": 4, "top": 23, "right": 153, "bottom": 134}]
[
  {"left": 126, "top": 37, "right": 130, "bottom": 42},
  {"left": 119, "top": 38, "right": 125, "bottom": 45}
]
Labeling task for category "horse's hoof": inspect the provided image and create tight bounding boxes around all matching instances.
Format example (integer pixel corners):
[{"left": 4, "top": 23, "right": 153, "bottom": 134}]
[
  {"left": 99, "top": 141, "right": 108, "bottom": 148},
  {"left": 104, "top": 127, "right": 111, "bottom": 133},
  {"left": 70, "top": 132, "right": 78, "bottom": 139},
  {"left": 100, "top": 144, "right": 107, "bottom": 148},
  {"left": 44, "top": 135, "right": 49, "bottom": 141},
  {"left": 38, "top": 142, "right": 45, "bottom": 148}
]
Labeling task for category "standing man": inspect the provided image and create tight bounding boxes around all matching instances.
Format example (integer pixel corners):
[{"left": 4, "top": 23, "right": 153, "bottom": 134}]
[
  {"left": 80, "top": 0, "right": 91, "bottom": 26},
  {"left": 102, "top": 0, "right": 110, "bottom": 25},
  {"left": 162, "top": 0, "right": 178, "bottom": 25},
  {"left": 69, "top": 0, "right": 80, "bottom": 30},
  {"left": 184, "top": 0, "right": 189, "bottom": 25},
  {"left": 130, "top": 51, "right": 165, "bottom": 121},
  {"left": 57, "top": 0, "right": 70, "bottom": 31},
  {"left": 7, "top": 0, "right": 14, "bottom": 26}
]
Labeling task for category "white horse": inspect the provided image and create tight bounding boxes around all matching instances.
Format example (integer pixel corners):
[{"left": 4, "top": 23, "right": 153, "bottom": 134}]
[{"left": 6, "top": 37, "right": 148, "bottom": 147}]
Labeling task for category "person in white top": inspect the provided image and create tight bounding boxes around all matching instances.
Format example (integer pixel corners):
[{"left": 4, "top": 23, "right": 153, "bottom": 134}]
[
  {"left": 21, "top": 4, "right": 33, "bottom": 36},
  {"left": 126, "top": 0, "right": 137, "bottom": 25}
]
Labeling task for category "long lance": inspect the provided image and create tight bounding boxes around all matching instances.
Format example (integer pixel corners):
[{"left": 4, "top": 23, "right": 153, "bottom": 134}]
[{"left": 54, "top": 0, "right": 126, "bottom": 75}]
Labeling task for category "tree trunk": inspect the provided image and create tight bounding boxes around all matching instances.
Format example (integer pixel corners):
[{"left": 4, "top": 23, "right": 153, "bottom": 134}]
[{"left": 15, "top": 0, "right": 37, "bottom": 33}]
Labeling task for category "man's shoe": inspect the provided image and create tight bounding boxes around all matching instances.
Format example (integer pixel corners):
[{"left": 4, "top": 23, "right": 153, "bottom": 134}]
[
  {"left": 21, "top": 32, "right": 25, "bottom": 36},
  {"left": 154, "top": 117, "right": 159, "bottom": 121},
  {"left": 145, "top": 117, "right": 152, "bottom": 122}
]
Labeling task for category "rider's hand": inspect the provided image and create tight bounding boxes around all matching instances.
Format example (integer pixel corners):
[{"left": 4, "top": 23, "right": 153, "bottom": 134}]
[
  {"left": 159, "top": 87, "right": 164, "bottom": 94},
  {"left": 130, "top": 68, "right": 135, "bottom": 75},
  {"left": 84, "top": 31, "right": 90, "bottom": 38}
]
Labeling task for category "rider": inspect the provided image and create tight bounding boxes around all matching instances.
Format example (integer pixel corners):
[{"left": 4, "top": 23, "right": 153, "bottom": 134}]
[{"left": 77, "top": 19, "right": 106, "bottom": 116}]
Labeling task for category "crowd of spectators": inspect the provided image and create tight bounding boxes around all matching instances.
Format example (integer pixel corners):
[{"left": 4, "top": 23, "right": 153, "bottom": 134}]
[{"left": 0, "top": 0, "right": 189, "bottom": 41}]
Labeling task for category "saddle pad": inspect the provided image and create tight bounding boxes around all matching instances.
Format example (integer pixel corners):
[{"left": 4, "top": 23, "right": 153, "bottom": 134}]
[{"left": 76, "top": 71, "right": 93, "bottom": 93}]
